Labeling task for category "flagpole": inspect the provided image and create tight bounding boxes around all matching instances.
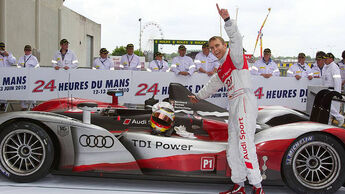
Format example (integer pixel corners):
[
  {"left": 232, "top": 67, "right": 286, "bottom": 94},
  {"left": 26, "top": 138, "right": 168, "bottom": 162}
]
[{"left": 253, "top": 8, "right": 271, "bottom": 56}]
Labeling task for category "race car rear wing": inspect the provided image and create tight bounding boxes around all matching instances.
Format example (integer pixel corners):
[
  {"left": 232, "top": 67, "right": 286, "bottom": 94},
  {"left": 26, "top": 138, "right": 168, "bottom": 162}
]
[{"left": 310, "top": 89, "right": 343, "bottom": 124}]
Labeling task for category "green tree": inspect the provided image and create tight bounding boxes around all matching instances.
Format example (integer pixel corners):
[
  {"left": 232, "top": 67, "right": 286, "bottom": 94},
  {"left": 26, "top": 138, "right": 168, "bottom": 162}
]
[
  {"left": 134, "top": 50, "right": 144, "bottom": 56},
  {"left": 111, "top": 46, "right": 144, "bottom": 56},
  {"left": 111, "top": 46, "right": 126, "bottom": 56}
]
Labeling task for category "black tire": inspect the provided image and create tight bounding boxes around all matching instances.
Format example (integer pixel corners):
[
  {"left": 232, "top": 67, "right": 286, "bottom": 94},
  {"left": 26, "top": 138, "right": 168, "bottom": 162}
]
[
  {"left": 282, "top": 133, "right": 345, "bottom": 194},
  {"left": 0, "top": 121, "right": 54, "bottom": 182}
]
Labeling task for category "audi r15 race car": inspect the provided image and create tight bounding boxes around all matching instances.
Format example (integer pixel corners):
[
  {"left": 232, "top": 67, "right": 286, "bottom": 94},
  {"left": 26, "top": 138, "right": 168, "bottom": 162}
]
[{"left": 0, "top": 83, "right": 344, "bottom": 194}]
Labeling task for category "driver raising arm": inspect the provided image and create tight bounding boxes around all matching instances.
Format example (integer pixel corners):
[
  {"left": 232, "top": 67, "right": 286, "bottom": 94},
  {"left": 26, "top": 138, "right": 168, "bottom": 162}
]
[{"left": 189, "top": 4, "right": 264, "bottom": 194}]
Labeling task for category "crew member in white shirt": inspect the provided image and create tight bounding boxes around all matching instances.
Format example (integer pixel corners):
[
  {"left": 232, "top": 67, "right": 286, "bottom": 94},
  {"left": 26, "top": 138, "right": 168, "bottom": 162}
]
[
  {"left": 311, "top": 51, "right": 326, "bottom": 78},
  {"left": 17, "top": 45, "right": 39, "bottom": 110},
  {"left": 0, "top": 42, "right": 16, "bottom": 111},
  {"left": 287, "top": 53, "right": 313, "bottom": 80},
  {"left": 17, "top": 45, "right": 39, "bottom": 68},
  {"left": 194, "top": 43, "right": 219, "bottom": 76},
  {"left": 170, "top": 45, "right": 196, "bottom": 76},
  {"left": 338, "top": 50, "right": 345, "bottom": 87},
  {"left": 0, "top": 42, "right": 16, "bottom": 67},
  {"left": 93, "top": 48, "right": 113, "bottom": 70},
  {"left": 250, "top": 48, "right": 280, "bottom": 78},
  {"left": 120, "top": 44, "right": 141, "bottom": 71},
  {"left": 147, "top": 52, "right": 169, "bottom": 72},
  {"left": 52, "top": 39, "right": 78, "bottom": 70},
  {"left": 322, "top": 53, "right": 344, "bottom": 126}
]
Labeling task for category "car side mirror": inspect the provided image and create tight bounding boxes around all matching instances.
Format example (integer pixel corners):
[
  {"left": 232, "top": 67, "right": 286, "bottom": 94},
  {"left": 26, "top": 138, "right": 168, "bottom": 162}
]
[
  {"left": 107, "top": 90, "right": 124, "bottom": 105},
  {"left": 107, "top": 90, "right": 124, "bottom": 97}
]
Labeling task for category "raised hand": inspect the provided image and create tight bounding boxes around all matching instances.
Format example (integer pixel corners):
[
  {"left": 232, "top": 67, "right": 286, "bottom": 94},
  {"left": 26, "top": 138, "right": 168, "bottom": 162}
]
[{"left": 216, "top": 3, "right": 230, "bottom": 20}]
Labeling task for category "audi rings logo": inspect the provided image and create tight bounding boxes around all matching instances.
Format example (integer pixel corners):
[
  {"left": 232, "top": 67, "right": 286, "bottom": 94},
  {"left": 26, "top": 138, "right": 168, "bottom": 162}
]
[{"left": 79, "top": 135, "right": 114, "bottom": 148}]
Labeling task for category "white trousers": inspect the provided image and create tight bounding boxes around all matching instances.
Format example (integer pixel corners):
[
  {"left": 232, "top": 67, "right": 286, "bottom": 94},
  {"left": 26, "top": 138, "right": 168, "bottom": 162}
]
[
  {"left": 331, "top": 101, "right": 344, "bottom": 122},
  {"left": 227, "top": 92, "right": 262, "bottom": 185}
]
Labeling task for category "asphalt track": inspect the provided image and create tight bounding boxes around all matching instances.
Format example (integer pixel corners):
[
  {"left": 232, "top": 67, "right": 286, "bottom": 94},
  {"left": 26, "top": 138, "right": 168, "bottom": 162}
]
[{"left": 0, "top": 174, "right": 345, "bottom": 194}]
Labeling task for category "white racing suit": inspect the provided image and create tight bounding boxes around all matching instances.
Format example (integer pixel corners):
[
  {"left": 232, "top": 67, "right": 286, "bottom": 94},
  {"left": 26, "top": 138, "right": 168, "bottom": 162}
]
[{"left": 196, "top": 19, "right": 262, "bottom": 185}]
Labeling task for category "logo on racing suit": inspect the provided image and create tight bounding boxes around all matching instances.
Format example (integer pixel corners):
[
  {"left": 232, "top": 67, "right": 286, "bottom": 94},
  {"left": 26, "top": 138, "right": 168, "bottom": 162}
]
[
  {"left": 217, "top": 52, "right": 237, "bottom": 82},
  {"left": 225, "top": 76, "right": 234, "bottom": 92},
  {"left": 239, "top": 117, "right": 253, "bottom": 169},
  {"left": 217, "top": 62, "right": 233, "bottom": 81}
]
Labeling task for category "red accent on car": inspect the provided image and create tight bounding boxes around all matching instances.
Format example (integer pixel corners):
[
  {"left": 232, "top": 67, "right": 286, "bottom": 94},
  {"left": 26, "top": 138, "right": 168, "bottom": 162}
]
[
  {"left": 202, "top": 119, "right": 228, "bottom": 141},
  {"left": 256, "top": 139, "right": 295, "bottom": 171},
  {"left": 322, "top": 128, "right": 345, "bottom": 143},
  {"left": 72, "top": 151, "right": 228, "bottom": 174},
  {"left": 109, "top": 129, "right": 128, "bottom": 134},
  {"left": 201, "top": 157, "right": 215, "bottom": 171},
  {"left": 194, "top": 135, "right": 211, "bottom": 141},
  {"left": 72, "top": 161, "right": 140, "bottom": 172},
  {"left": 32, "top": 97, "right": 126, "bottom": 112},
  {"left": 123, "top": 119, "right": 131, "bottom": 125},
  {"left": 112, "top": 95, "right": 118, "bottom": 106}
]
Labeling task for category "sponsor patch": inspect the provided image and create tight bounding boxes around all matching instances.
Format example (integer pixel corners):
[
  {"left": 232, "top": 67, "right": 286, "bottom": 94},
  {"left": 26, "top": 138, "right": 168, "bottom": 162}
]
[
  {"left": 131, "top": 119, "right": 147, "bottom": 125},
  {"left": 123, "top": 119, "right": 148, "bottom": 125},
  {"left": 131, "top": 139, "right": 193, "bottom": 151},
  {"left": 201, "top": 157, "right": 215, "bottom": 171},
  {"left": 286, "top": 136, "right": 313, "bottom": 165},
  {"left": 79, "top": 135, "right": 114, "bottom": 148},
  {"left": 123, "top": 119, "right": 131, "bottom": 125},
  {"left": 57, "top": 125, "right": 69, "bottom": 137}
]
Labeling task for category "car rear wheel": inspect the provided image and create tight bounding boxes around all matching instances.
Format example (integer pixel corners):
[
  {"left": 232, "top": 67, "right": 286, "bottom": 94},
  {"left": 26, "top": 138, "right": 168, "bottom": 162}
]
[
  {"left": 282, "top": 133, "right": 345, "bottom": 193},
  {"left": 0, "top": 121, "right": 54, "bottom": 182}
]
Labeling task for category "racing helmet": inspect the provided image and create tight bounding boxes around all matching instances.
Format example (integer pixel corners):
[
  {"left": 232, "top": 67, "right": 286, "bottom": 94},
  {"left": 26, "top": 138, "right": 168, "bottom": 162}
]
[{"left": 150, "top": 102, "right": 175, "bottom": 135}]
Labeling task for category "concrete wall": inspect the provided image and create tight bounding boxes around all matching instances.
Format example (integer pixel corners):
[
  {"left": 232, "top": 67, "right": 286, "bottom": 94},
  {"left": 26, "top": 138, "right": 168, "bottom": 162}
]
[
  {"left": 60, "top": 7, "right": 101, "bottom": 67},
  {"left": 0, "top": 0, "right": 101, "bottom": 68},
  {"left": 36, "top": 0, "right": 60, "bottom": 67}
]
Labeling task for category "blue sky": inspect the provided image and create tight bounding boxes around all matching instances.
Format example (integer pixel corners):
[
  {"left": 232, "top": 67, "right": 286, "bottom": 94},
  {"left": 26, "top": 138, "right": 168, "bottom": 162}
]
[{"left": 64, "top": 0, "right": 345, "bottom": 58}]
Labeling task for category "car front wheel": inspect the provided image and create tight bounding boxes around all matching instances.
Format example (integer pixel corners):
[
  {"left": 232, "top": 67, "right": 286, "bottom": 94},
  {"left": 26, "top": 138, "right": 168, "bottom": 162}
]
[{"left": 0, "top": 121, "right": 54, "bottom": 182}]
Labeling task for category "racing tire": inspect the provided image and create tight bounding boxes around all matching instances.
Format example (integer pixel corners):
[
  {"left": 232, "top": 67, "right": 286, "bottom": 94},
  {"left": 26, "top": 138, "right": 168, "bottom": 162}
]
[
  {"left": 282, "top": 133, "right": 345, "bottom": 194},
  {"left": 0, "top": 121, "right": 54, "bottom": 182}
]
